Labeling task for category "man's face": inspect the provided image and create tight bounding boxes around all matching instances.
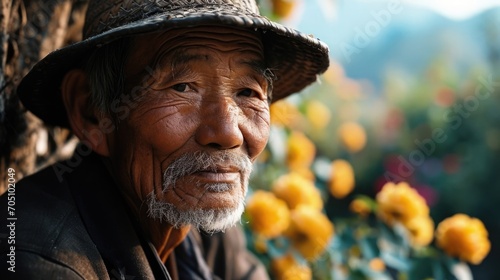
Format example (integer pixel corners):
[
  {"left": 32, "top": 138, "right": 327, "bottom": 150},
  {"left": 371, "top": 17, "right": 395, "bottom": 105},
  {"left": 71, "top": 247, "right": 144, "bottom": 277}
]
[{"left": 106, "top": 27, "right": 271, "bottom": 232}]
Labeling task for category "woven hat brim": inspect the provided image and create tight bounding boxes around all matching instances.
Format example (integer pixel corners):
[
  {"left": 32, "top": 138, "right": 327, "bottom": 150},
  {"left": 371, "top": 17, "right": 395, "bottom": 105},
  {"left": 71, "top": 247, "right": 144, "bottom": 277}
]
[{"left": 18, "top": 5, "right": 330, "bottom": 127}]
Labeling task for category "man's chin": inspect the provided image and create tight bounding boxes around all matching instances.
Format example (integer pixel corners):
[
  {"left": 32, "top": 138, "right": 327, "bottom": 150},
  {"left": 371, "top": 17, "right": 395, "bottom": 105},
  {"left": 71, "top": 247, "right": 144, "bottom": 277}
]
[{"left": 146, "top": 193, "right": 245, "bottom": 233}]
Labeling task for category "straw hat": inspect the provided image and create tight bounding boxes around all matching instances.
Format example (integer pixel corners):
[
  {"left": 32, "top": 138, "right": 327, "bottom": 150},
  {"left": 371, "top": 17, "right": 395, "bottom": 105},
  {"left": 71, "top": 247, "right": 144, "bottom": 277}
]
[{"left": 18, "top": 0, "right": 329, "bottom": 127}]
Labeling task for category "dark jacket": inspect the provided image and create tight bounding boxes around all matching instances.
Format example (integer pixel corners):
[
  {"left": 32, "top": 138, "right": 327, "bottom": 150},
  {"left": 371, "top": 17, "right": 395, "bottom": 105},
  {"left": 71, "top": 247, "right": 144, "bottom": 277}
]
[{"left": 0, "top": 152, "right": 268, "bottom": 280}]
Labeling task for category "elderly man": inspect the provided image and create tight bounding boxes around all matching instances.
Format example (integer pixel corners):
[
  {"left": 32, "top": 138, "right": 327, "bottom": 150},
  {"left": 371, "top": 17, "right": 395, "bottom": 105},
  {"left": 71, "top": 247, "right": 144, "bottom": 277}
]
[{"left": 0, "top": 0, "right": 328, "bottom": 279}]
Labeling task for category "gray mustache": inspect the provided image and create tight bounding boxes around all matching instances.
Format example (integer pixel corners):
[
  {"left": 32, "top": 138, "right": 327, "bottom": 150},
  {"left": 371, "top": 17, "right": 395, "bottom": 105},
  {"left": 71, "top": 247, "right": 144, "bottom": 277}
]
[{"left": 162, "top": 151, "right": 253, "bottom": 191}]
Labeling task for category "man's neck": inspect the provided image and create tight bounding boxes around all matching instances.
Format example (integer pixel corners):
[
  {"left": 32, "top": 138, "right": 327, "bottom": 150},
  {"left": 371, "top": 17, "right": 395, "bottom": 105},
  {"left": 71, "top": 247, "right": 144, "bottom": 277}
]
[{"left": 141, "top": 212, "right": 191, "bottom": 262}]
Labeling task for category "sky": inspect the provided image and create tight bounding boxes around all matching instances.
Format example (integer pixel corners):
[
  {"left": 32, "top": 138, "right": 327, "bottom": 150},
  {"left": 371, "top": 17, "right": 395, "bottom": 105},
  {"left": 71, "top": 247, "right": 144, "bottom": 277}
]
[
  {"left": 312, "top": 0, "right": 500, "bottom": 22},
  {"left": 295, "top": 0, "right": 500, "bottom": 58},
  {"left": 403, "top": 0, "right": 500, "bottom": 20}
]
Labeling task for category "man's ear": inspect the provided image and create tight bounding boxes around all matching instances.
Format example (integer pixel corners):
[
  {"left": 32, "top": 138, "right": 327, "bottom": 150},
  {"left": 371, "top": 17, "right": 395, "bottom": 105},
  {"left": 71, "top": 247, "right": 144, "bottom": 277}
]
[{"left": 61, "top": 69, "right": 111, "bottom": 157}]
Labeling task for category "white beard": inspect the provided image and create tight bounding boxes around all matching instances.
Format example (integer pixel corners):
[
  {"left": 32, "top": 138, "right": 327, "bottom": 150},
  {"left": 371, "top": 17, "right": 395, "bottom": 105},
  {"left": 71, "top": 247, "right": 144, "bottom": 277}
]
[
  {"left": 146, "top": 151, "right": 252, "bottom": 232},
  {"left": 146, "top": 189, "right": 246, "bottom": 233}
]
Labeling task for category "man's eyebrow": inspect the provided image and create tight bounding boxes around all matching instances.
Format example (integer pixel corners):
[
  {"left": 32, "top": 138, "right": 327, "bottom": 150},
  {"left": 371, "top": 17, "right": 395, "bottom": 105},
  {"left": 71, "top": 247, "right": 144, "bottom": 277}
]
[
  {"left": 149, "top": 48, "right": 208, "bottom": 70},
  {"left": 242, "top": 60, "right": 274, "bottom": 83},
  {"left": 170, "top": 53, "right": 209, "bottom": 68},
  {"left": 242, "top": 60, "right": 266, "bottom": 74},
  {"left": 167, "top": 52, "right": 271, "bottom": 81},
  {"left": 243, "top": 60, "right": 275, "bottom": 101},
  {"left": 147, "top": 51, "right": 207, "bottom": 81}
]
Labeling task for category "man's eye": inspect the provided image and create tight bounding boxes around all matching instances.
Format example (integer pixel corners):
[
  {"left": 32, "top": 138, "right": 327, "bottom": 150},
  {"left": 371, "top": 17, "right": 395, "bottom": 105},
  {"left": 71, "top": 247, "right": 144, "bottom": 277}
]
[
  {"left": 171, "top": 83, "right": 190, "bottom": 92},
  {"left": 238, "top": 88, "right": 255, "bottom": 97}
]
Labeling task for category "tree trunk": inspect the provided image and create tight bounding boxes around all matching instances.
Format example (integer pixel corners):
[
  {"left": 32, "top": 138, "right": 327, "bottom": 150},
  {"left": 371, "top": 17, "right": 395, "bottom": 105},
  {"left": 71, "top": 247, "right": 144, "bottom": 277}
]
[{"left": 0, "top": 0, "right": 88, "bottom": 194}]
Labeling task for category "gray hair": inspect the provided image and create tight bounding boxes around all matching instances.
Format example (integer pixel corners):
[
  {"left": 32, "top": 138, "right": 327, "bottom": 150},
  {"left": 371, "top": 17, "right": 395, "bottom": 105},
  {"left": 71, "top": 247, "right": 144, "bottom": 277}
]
[{"left": 84, "top": 37, "right": 131, "bottom": 120}]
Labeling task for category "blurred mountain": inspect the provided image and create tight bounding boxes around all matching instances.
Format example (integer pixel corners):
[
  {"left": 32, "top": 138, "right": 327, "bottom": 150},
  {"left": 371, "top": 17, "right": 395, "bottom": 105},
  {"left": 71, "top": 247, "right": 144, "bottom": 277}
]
[{"left": 298, "top": 1, "right": 500, "bottom": 90}]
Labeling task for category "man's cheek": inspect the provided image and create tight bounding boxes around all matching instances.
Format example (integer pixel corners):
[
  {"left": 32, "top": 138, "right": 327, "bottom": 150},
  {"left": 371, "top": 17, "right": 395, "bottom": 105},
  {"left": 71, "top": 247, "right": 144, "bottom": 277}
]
[
  {"left": 146, "top": 121, "right": 197, "bottom": 156},
  {"left": 244, "top": 123, "right": 270, "bottom": 160}
]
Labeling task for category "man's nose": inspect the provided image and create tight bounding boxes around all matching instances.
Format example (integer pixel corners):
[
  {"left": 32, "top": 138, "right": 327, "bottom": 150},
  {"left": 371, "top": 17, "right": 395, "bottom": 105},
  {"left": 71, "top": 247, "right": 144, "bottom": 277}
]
[{"left": 195, "top": 98, "right": 244, "bottom": 150}]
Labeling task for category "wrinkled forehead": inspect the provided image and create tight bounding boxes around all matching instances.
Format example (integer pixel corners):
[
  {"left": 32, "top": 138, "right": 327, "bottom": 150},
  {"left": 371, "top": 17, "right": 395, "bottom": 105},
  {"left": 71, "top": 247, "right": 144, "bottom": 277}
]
[{"left": 124, "top": 26, "right": 265, "bottom": 79}]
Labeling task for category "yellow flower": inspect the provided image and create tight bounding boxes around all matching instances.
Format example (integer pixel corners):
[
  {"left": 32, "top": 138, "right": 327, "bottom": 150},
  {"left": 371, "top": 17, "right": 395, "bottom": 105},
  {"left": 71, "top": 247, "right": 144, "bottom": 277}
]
[
  {"left": 376, "top": 182, "right": 429, "bottom": 226},
  {"left": 436, "top": 214, "right": 491, "bottom": 265},
  {"left": 245, "top": 191, "right": 290, "bottom": 238},
  {"left": 405, "top": 215, "right": 434, "bottom": 247},
  {"left": 272, "top": 173, "right": 323, "bottom": 210},
  {"left": 305, "top": 100, "right": 331, "bottom": 130},
  {"left": 338, "top": 122, "right": 367, "bottom": 153},
  {"left": 349, "top": 198, "right": 371, "bottom": 217},
  {"left": 287, "top": 131, "right": 316, "bottom": 170},
  {"left": 271, "top": 254, "right": 312, "bottom": 280},
  {"left": 286, "top": 205, "right": 334, "bottom": 260},
  {"left": 270, "top": 100, "right": 302, "bottom": 127},
  {"left": 329, "top": 160, "right": 355, "bottom": 199}
]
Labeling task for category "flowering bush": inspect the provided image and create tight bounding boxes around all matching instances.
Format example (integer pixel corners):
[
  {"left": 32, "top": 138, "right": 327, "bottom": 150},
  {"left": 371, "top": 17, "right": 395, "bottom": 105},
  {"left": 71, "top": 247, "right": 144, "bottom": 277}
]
[
  {"left": 245, "top": 4, "right": 498, "bottom": 275},
  {"left": 242, "top": 95, "right": 491, "bottom": 279}
]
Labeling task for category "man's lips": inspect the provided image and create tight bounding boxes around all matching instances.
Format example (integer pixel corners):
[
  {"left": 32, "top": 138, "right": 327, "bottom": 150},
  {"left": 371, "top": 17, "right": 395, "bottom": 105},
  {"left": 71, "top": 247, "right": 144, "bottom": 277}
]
[{"left": 191, "top": 167, "right": 240, "bottom": 183}]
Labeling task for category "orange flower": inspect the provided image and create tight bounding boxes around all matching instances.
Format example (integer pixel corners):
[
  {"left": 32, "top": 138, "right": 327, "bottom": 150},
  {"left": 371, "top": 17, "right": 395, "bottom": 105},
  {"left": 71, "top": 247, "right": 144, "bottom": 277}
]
[
  {"left": 272, "top": 173, "right": 323, "bottom": 210},
  {"left": 338, "top": 122, "right": 367, "bottom": 153},
  {"left": 286, "top": 205, "right": 334, "bottom": 260},
  {"left": 405, "top": 215, "right": 434, "bottom": 247},
  {"left": 271, "top": 254, "right": 312, "bottom": 280},
  {"left": 329, "top": 159, "right": 355, "bottom": 199},
  {"left": 368, "top": 258, "right": 385, "bottom": 272},
  {"left": 376, "top": 182, "right": 429, "bottom": 226},
  {"left": 245, "top": 191, "right": 290, "bottom": 238},
  {"left": 436, "top": 214, "right": 491, "bottom": 264},
  {"left": 286, "top": 131, "right": 316, "bottom": 170}
]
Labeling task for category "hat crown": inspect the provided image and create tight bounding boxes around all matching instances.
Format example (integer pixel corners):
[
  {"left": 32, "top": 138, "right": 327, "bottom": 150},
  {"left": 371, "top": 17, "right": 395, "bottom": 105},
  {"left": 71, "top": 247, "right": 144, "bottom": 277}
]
[{"left": 83, "top": 0, "right": 260, "bottom": 39}]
